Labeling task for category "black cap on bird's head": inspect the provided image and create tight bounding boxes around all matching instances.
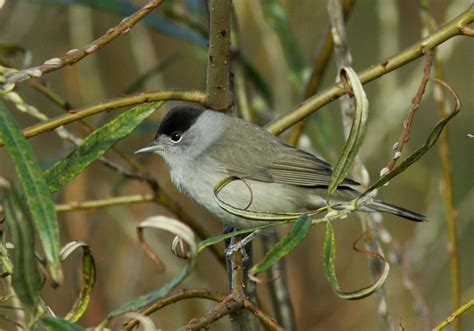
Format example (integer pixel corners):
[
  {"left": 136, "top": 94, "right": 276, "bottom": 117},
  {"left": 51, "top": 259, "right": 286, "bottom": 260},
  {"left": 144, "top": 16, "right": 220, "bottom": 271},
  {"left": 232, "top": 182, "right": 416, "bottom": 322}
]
[
  {"left": 155, "top": 105, "right": 205, "bottom": 140},
  {"left": 135, "top": 105, "right": 205, "bottom": 154}
]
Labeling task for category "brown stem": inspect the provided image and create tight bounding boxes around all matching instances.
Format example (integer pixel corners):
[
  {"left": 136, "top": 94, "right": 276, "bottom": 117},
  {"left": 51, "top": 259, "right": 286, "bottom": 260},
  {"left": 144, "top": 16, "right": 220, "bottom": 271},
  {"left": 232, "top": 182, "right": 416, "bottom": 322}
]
[
  {"left": 185, "top": 295, "right": 241, "bottom": 330},
  {"left": 2, "top": 0, "right": 166, "bottom": 87},
  {"left": 384, "top": 47, "right": 433, "bottom": 172},
  {"left": 206, "top": 0, "right": 233, "bottom": 111},
  {"left": 121, "top": 289, "right": 226, "bottom": 331}
]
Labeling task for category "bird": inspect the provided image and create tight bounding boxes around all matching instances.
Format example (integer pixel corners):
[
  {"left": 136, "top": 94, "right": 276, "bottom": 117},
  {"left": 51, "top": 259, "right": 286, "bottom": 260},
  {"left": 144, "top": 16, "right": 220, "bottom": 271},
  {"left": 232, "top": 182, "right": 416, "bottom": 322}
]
[{"left": 136, "top": 104, "right": 425, "bottom": 229}]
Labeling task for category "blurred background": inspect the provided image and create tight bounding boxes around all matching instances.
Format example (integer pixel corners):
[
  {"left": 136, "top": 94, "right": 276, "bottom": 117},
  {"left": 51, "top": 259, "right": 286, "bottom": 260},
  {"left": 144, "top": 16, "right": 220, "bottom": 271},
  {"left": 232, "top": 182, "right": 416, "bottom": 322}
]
[{"left": 0, "top": 0, "right": 473, "bottom": 330}]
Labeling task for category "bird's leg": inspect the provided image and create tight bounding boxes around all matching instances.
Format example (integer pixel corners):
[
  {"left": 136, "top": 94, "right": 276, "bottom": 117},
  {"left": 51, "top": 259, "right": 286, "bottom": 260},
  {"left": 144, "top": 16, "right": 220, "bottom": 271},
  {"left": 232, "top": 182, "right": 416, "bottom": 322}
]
[{"left": 225, "top": 229, "right": 262, "bottom": 261}]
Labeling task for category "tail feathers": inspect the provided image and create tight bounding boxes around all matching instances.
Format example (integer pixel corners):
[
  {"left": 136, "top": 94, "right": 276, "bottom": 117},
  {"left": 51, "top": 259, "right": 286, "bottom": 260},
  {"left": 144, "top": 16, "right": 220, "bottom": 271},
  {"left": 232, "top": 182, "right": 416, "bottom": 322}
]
[{"left": 367, "top": 200, "right": 427, "bottom": 222}]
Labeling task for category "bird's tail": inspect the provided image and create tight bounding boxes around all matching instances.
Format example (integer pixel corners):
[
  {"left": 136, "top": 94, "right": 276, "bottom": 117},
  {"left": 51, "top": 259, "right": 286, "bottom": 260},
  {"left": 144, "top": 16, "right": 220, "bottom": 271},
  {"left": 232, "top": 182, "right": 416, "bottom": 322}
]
[{"left": 366, "top": 200, "right": 427, "bottom": 222}]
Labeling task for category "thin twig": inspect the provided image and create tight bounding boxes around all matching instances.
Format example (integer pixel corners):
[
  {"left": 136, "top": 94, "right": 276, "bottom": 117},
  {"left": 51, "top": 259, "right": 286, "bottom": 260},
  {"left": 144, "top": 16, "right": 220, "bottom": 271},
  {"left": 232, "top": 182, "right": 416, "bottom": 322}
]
[
  {"left": 383, "top": 47, "right": 433, "bottom": 173},
  {"left": 265, "top": 5, "right": 473, "bottom": 135},
  {"left": 184, "top": 295, "right": 241, "bottom": 330},
  {"left": 121, "top": 289, "right": 226, "bottom": 331},
  {"left": 0, "top": 90, "right": 207, "bottom": 146},
  {"left": 180, "top": 293, "right": 284, "bottom": 331},
  {"left": 242, "top": 299, "right": 284, "bottom": 331},
  {"left": 2, "top": 0, "right": 166, "bottom": 87},
  {"left": 432, "top": 299, "right": 474, "bottom": 331},
  {"left": 0, "top": 194, "right": 154, "bottom": 214}
]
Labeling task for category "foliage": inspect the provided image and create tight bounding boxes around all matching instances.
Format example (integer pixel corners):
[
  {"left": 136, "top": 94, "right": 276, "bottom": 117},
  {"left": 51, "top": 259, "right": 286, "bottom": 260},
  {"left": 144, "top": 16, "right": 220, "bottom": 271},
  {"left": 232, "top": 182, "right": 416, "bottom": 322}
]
[{"left": 0, "top": 1, "right": 472, "bottom": 330}]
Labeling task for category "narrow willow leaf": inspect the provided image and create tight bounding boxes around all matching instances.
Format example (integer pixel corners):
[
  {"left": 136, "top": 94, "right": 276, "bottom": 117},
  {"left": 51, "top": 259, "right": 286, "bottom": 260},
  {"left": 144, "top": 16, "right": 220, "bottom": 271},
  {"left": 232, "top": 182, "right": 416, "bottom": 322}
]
[
  {"left": 101, "top": 216, "right": 197, "bottom": 324},
  {"left": 197, "top": 222, "right": 284, "bottom": 253},
  {"left": 60, "top": 242, "right": 96, "bottom": 322},
  {"left": 327, "top": 67, "right": 369, "bottom": 198},
  {"left": 0, "top": 100, "right": 62, "bottom": 284},
  {"left": 250, "top": 214, "right": 312, "bottom": 275},
  {"left": 0, "top": 178, "right": 41, "bottom": 311},
  {"left": 323, "top": 222, "right": 390, "bottom": 300},
  {"left": 262, "top": 0, "right": 306, "bottom": 87},
  {"left": 31, "top": 0, "right": 207, "bottom": 45},
  {"left": 40, "top": 317, "right": 85, "bottom": 331},
  {"left": 214, "top": 176, "right": 328, "bottom": 221},
  {"left": 359, "top": 79, "right": 461, "bottom": 198},
  {"left": 45, "top": 102, "right": 162, "bottom": 193}
]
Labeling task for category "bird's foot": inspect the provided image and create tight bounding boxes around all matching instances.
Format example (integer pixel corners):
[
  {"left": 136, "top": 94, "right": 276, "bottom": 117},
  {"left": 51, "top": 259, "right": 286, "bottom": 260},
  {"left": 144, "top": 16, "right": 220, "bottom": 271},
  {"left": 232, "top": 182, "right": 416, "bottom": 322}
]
[{"left": 225, "top": 230, "right": 261, "bottom": 261}]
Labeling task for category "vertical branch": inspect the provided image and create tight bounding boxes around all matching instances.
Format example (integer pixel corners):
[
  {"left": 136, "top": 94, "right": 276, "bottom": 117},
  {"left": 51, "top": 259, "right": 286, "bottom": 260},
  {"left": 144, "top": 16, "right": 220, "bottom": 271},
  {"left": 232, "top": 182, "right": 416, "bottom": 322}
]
[
  {"left": 327, "top": 1, "right": 393, "bottom": 330},
  {"left": 418, "top": 3, "right": 461, "bottom": 329},
  {"left": 206, "top": 1, "right": 257, "bottom": 329},
  {"left": 227, "top": 236, "right": 259, "bottom": 331},
  {"left": 206, "top": 0, "right": 233, "bottom": 112}
]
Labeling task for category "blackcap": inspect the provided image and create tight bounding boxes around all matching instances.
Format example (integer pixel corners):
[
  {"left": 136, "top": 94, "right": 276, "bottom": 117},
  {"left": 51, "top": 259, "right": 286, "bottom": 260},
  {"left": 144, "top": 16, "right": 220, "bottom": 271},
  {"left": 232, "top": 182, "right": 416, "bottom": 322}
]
[{"left": 136, "top": 105, "right": 425, "bottom": 228}]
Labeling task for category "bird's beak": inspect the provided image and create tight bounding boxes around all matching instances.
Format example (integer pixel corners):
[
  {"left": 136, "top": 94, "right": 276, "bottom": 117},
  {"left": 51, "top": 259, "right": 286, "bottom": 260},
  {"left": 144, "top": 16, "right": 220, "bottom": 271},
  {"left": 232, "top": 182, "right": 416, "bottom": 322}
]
[{"left": 135, "top": 142, "right": 162, "bottom": 154}]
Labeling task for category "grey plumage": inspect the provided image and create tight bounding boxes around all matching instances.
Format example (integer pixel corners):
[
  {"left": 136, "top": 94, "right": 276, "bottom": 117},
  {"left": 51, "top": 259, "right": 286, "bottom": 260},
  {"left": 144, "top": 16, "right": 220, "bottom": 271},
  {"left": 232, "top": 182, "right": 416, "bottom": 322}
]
[{"left": 136, "top": 105, "right": 426, "bottom": 228}]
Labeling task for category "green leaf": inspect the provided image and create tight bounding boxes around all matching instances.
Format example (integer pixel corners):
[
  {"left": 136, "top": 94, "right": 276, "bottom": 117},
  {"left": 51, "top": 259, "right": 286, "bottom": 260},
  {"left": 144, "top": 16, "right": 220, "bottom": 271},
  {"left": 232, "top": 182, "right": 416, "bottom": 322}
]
[
  {"left": 360, "top": 82, "right": 461, "bottom": 197},
  {"left": 44, "top": 102, "right": 162, "bottom": 193},
  {"left": 100, "top": 216, "right": 198, "bottom": 326},
  {"left": 40, "top": 317, "right": 85, "bottom": 331},
  {"left": 323, "top": 222, "right": 390, "bottom": 300},
  {"left": 197, "top": 222, "right": 284, "bottom": 253},
  {"left": 214, "top": 176, "right": 328, "bottom": 221},
  {"left": 250, "top": 214, "right": 312, "bottom": 275},
  {"left": 262, "top": 0, "right": 306, "bottom": 88},
  {"left": 0, "top": 178, "right": 41, "bottom": 311},
  {"left": 0, "top": 100, "right": 62, "bottom": 284},
  {"left": 31, "top": 0, "right": 207, "bottom": 46},
  {"left": 327, "top": 67, "right": 369, "bottom": 198},
  {"left": 60, "top": 242, "right": 96, "bottom": 322}
]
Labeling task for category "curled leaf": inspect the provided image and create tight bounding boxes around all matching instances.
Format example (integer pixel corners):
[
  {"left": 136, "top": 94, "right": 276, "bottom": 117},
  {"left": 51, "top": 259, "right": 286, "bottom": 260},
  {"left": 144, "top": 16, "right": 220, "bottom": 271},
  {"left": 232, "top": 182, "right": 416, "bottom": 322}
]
[
  {"left": 323, "top": 222, "right": 389, "bottom": 300},
  {"left": 100, "top": 216, "right": 198, "bottom": 326},
  {"left": 137, "top": 216, "right": 197, "bottom": 272},
  {"left": 327, "top": 67, "right": 369, "bottom": 198},
  {"left": 213, "top": 176, "right": 327, "bottom": 221},
  {"left": 60, "top": 241, "right": 96, "bottom": 322}
]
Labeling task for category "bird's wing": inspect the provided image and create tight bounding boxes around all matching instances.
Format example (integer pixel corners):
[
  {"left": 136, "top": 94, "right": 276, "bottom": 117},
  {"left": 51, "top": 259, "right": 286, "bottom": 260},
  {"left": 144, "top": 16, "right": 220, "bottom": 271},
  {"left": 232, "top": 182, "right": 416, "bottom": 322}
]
[{"left": 209, "top": 120, "right": 358, "bottom": 188}]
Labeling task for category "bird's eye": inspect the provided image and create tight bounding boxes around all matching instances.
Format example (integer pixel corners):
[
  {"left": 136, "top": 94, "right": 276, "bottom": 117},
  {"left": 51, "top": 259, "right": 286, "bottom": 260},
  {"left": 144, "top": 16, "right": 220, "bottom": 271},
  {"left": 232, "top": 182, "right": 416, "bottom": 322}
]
[{"left": 170, "top": 131, "right": 182, "bottom": 143}]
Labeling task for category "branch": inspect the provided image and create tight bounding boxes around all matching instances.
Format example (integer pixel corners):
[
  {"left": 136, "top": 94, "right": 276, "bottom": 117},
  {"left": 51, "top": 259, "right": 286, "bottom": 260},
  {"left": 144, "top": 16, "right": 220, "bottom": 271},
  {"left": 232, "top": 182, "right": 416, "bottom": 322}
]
[
  {"left": 206, "top": 0, "right": 233, "bottom": 111},
  {"left": 266, "top": 4, "right": 474, "bottom": 135},
  {"left": 121, "top": 289, "right": 226, "bottom": 331},
  {"left": 185, "top": 295, "right": 241, "bottom": 330},
  {"left": 383, "top": 47, "right": 433, "bottom": 173},
  {"left": 183, "top": 294, "right": 283, "bottom": 331},
  {"left": 432, "top": 299, "right": 474, "bottom": 331},
  {"left": 0, "top": 90, "right": 207, "bottom": 147},
  {"left": 227, "top": 236, "right": 259, "bottom": 331},
  {"left": 55, "top": 194, "right": 154, "bottom": 212},
  {"left": 1, "top": 0, "right": 165, "bottom": 87}
]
